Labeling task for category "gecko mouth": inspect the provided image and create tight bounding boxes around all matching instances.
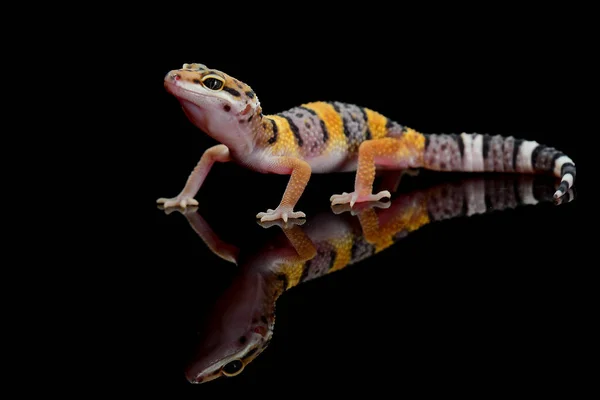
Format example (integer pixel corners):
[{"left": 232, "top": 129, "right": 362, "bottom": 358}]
[{"left": 164, "top": 80, "right": 200, "bottom": 101}]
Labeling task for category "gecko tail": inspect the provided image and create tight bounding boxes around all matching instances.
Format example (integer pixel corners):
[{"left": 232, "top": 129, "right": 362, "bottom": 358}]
[{"left": 421, "top": 133, "right": 576, "bottom": 198}]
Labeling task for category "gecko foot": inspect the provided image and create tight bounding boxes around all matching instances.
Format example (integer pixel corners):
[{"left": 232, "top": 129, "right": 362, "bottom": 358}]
[
  {"left": 331, "top": 200, "right": 391, "bottom": 215},
  {"left": 256, "top": 207, "right": 306, "bottom": 223},
  {"left": 329, "top": 190, "right": 391, "bottom": 207},
  {"left": 156, "top": 195, "right": 199, "bottom": 208},
  {"left": 257, "top": 219, "right": 306, "bottom": 229},
  {"left": 157, "top": 204, "right": 199, "bottom": 216}
]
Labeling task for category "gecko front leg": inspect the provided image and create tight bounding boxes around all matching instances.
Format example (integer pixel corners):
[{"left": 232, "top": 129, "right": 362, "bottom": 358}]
[
  {"left": 256, "top": 157, "right": 311, "bottom": 223},
  {"left": 157, "top": 144, "right": 231, "bottom": 208}
]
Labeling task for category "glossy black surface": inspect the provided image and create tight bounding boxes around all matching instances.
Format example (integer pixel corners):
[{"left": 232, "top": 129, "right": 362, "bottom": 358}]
[
  {"left": 122, "top": 28, "right": 588, "bottom": 391},
  {"left": 148, "top": 170, "right": 581, "bottom": 389}
]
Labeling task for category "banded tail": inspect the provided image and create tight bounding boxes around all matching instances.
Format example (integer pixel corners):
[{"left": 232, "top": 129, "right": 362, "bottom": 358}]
[{"left": 421, "top": 133, "right": 576, "bottom": 199}]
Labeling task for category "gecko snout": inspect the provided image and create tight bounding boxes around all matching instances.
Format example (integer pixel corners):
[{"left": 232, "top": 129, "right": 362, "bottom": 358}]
[{"left": 165, "top": 71, "right": 181, "bottom": 82}]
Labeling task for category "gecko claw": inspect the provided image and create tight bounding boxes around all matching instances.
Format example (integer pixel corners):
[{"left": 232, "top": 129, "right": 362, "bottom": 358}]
[{"left": 257, "top": 207, "right": 306, "bottom": 222}]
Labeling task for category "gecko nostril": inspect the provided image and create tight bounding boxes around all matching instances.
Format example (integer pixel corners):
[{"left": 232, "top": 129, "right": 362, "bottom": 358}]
[{"left": 171, "top": 73, "right": 181, "bottom": 81}]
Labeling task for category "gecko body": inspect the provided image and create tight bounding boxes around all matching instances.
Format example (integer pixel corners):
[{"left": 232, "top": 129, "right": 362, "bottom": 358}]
[{"left": 158, "top": 63, "right": 576, "bottom": 221}]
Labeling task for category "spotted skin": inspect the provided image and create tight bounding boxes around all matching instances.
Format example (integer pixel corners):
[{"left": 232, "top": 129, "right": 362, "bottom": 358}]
[
  {"left": 277, "top": 106, "right": 328, "bottom": 157},
  {"left": 159, "top": 63, "right": 577, "bottom": 219}
]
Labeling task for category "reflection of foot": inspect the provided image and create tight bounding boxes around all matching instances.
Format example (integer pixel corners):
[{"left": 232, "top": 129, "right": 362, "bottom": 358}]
[
  {"left": 257, "top": 219, "right": 306, "bottom": 229},
  {"left": 157, "top": 204, "right": 199, "bottom": 216},
  {"left": 331, "top": 200, "right": 391, "bottom": 215},
  {"left": 330, "top": 190, "right": 391, "bottom": 207},
  {"left": 156, "top": 194, "right": 198, "bottom": 208},
  {"left": 256, "top": 207, "right": 306, "bottom": 223}
]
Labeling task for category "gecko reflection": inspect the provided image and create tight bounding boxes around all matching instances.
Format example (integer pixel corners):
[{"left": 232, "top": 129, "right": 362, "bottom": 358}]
[{"left": 172, "top": 174, "right": 574, "bottom": 384}]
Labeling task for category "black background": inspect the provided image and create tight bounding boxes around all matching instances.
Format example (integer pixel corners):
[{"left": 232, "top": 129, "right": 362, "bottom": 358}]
[{"left": 117, "top": 8, "right": 590, "bottom": 394}]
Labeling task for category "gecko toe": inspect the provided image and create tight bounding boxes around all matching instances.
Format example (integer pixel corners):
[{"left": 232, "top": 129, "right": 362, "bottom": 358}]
[
  {"left": 156, "top": 195, "right": 198, "bottom": 208},
  {"left": 330, "top": 191, "right": 391, "bottom": 207},
  {"left": 257, "top": 207, "right": 306, "bottom": 222}
]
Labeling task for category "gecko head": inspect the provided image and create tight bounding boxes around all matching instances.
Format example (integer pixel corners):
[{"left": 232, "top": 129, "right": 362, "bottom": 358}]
[
  {"left": 185, "top": 321, "right": 273, "bottom": 384},
  {"left": 164, "top": 63, "right": 261, "bottom": 149}
]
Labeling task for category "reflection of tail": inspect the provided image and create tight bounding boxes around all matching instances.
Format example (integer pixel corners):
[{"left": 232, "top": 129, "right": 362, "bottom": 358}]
[
  {"left": 343, "top": 174, "right": 575, "bottom": 261},
  {"left": 423, "top": 175, "right": 575, "bottom": 224},
  {"left": 421, "top": 133, "right": 576, "bottom": 199}
]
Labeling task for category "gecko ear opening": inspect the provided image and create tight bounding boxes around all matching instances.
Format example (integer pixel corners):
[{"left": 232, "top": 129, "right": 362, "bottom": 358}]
[{"left": 241, "top": 104, "right": 252, "bottom": 115}]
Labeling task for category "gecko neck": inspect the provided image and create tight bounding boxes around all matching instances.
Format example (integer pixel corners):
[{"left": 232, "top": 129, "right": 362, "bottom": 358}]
[{"left": 217, "top": 106, "right": 268, "bottom": 160}]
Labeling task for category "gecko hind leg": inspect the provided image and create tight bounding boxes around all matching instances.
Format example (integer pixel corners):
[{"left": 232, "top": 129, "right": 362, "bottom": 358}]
[{"left": 330, "top": 138, "right": 422, "bottom": 207}]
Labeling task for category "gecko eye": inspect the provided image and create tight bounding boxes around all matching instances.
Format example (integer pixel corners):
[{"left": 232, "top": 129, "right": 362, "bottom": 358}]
[
  {"left": 221, "top": 359, "right": 244, "bottom": 377},
  {"left": 201, "top": 75, "right": 225, "bottom": 91}
]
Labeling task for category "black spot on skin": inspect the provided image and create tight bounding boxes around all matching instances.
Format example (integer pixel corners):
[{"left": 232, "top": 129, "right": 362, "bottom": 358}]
[
  {"left": 485, "top": 192, "right": 493, "bottom": 210},
  {"left": 385, "top": 118, "right": 394, "bottom": 130},
  {"left": 341, "top": 117, "right": 351, "bottom": 137},
  {"left": 245, "top": 90, "right": 255, "bottom": 99},
  {"left": 327, "top": 249, "right": 337, "bottom": 271},
  {"left": 193, "top": 79, "right": 201, "bottom": 84},
  {"left": 223, "top": 87, "right": 241, "bottom": 97},
  {"left": 299, "top": 260, "right": 312, "bottom": 283},
  {"left": 552, "top": 151, "right": 566, "bottom": 163},
  {"left": 513, "top": 139, "right": 524, "bottom": 168},
  {"left": 247, "top": 115, "right": 253, "bottom": 122},
  {"left": 296, "top": 113, "right": 304, "bottom": 118},
  {"left": 305, "top": 122, "right": 311, "bottom": 128},
  {"left": 440, "top": 162, "right": 447, "bottom": 169},
  {"left": 327, "top": 101, "right": 342, "bottom": 114},
  {"left": 239, "top": 119, "right": 245, "bottom": 124},
  {"left": 281, "top": 115, "right": 304, "bottom": 146},
  {"left": 513, "top": 178, "right": 522, "bottom": 204},
  {"left": 245, "top": 348, "right": 258, "bottom": 357},
  {"left": 224, "top": 104, "right": 231, "bottom": 112},
  {"left": 276, "top": 273, "right": 289, "bottom": 290},
  {"left": 448, "top": 134, "right": 461, "bottom": 158},
  {"left": 268, "top": 119, "right": 278, "bottom": 144},
  {"left": 460, "top": 195, "right": 468, "bottom": 217},
  {"left": 425, "top": 135, "right": 430, "bottom": 149},
  {"left": 457, "top": 135, "right": 465, "bottom": 157},
  {"left": 557, "top": 181, "right": 569, "bottom": 193},
  {"left": 561, "top": 163, "right": 576, "bottom": 178},
  {"left": 441, "top": 143, "right": 447, "bottom": 151},
  {"left": 482, "top": 134, "right": 492, "bottom": 158},
  {"left": 320, "top": 119, "right": 329, "bottom": 142},
  {"left": 239, "top": 336, "right": 247, "bottom": 344},
  {"left": 260, "top": 316, "right": 268, "bottom": 324},
  {"left": 299, "top": 106, "right": 317, "bottom": 116},
  {"left": 530, "top": 144, "right": 545, "bottom": 169},
  {"left": 360, "top": 107, "right": 372, "bottom": 140}
]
